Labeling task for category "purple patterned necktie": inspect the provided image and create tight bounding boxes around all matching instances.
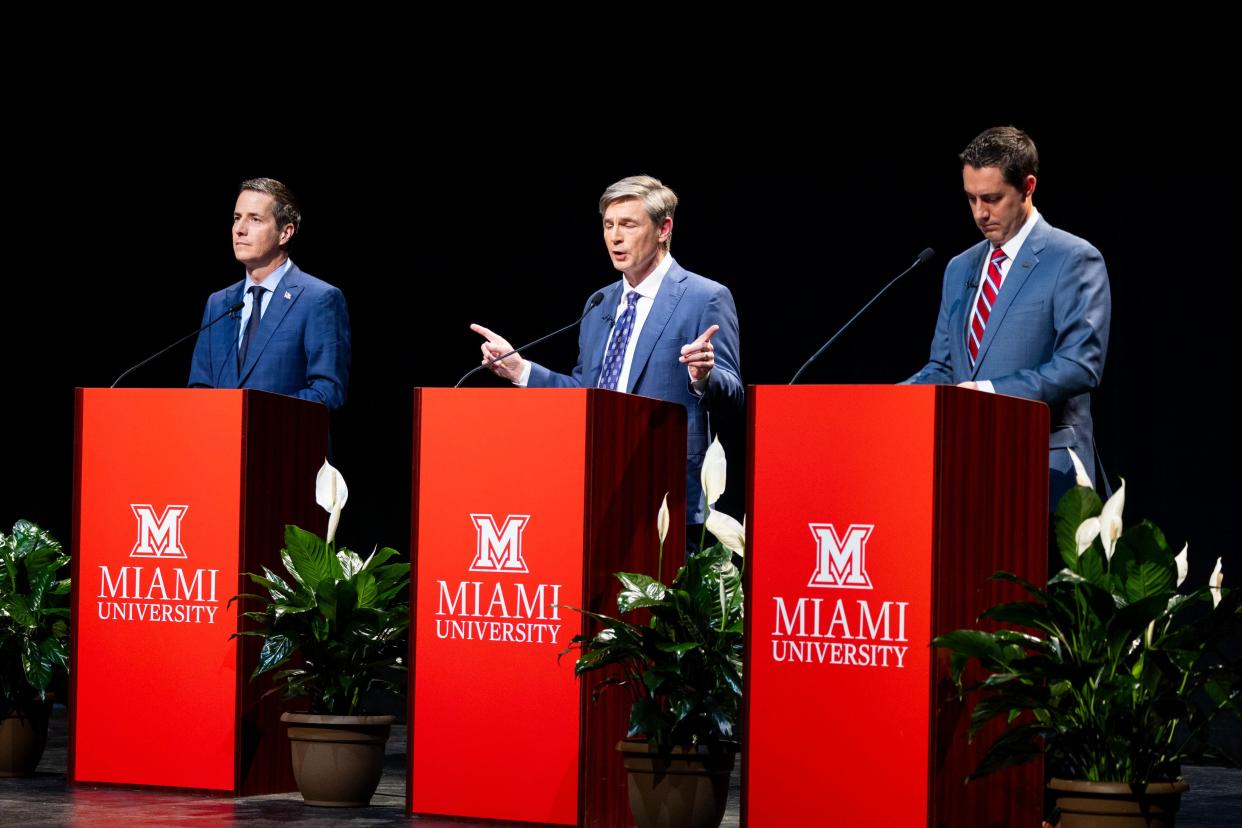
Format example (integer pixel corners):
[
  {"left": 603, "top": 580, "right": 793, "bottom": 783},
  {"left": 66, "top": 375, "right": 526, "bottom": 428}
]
[{"left": 598, "top": 291, "right": 641, "bottom": 391}]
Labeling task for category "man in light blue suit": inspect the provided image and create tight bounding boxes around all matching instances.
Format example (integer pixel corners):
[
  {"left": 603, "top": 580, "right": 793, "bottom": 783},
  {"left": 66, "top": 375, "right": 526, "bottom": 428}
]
[
  {"left": 189, "top": 178, "right": 351, "bottom": 411},
  {"left": 471, "top": 175, "right": 743, "bottom": 524},
  {"left": 908, "top": 127, "right": 1111, "bottom": 506}
]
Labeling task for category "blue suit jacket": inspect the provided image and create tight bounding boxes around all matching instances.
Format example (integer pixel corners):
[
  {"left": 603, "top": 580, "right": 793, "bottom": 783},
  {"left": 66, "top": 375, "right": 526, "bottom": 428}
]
[
  {"left": 528, "top": 260, "right": 744, "bottom": 523},
  {"left": 188, "top": 262, "right": 351, "bottom": 411},
  {"left": 908, "top": 217, "right": 1111, "bottom": 501}
]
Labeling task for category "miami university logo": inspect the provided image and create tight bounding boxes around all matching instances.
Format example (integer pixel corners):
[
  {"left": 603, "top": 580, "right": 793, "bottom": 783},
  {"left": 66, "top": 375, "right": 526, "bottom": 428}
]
[
  {"left": 469, "top": 514, "right": 530, "bottom": 573},
  {"left": 130, "top": 504, "right": 189, "bottom": 559},
  {"left": 807, "top": 523, "right": 873, "bottom": 589}
]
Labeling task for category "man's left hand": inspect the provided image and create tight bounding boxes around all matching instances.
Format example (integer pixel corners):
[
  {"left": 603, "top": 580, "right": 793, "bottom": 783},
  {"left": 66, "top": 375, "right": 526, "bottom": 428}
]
[{"left": 680, "top": 324, "right": 720, "bottom": 382}]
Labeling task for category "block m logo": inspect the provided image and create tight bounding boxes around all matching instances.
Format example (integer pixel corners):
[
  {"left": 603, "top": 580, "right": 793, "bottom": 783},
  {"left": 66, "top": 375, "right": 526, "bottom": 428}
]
[
  {"left": 130, "top": 504, "right": 189, "bottom": 559},
  {"left": 807, "top": 523, "right": 873, "bottom": 589},
  {"left": 469, "top": 514, "right": 530, "bottom": 573}
]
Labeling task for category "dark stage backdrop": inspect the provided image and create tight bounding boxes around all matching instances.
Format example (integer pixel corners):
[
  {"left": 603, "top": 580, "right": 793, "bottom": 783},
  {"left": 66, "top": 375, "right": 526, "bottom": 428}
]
[
  {"left": 10, "top": 112, "right": 1234, "bottom": 596},
  {"left": 8, "top": 101, "right": 1237, "bottom": 746}
]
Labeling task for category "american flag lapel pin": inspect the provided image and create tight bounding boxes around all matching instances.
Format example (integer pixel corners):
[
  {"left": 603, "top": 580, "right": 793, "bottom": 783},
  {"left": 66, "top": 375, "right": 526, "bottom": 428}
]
[{"left": 284, "top": 290, "right": 292, "bottom": 300}]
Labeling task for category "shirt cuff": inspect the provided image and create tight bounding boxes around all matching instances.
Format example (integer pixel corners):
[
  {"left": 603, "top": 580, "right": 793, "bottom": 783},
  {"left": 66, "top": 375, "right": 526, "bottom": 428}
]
[
  {"left": 689, "top": 372, "right": 708, "bottom": 397},
  {"left": 516, "top": 361, "right": 532, "bottom": 387},
  {"left": 977, "top": 379, "right": 995, "bottom": 394}
]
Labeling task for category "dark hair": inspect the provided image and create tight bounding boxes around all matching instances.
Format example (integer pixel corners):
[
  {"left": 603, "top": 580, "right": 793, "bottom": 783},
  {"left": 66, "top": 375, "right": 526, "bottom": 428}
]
[
  {"left": 239, "top": 178, "right": 301, "bottom": 244},
  {"left": 959, "top": 126, "right": 1039, "bottom": 191}
]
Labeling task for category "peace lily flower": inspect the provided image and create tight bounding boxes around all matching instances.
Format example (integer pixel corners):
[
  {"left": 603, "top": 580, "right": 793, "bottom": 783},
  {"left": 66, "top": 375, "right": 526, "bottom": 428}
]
[
  {"left": 315, "top": 459, "right": 349, "bottom": 545},
  {"left": 1075, "top": 517, "right": 1101, "bottom": 557},
  {"left": 656, "top": 492, "right": 670, "bottom": 546},
  {"left": 1174, "top": 543, "right": 1188, "bottom": 588},
  {"left": 1209, "top": 557, "right": 1224, "bottom": 609},
  {"left": 701, "top": 436, "right": 727, "bottom": 507},
  {"left": 706, "top": 508, "right": 745, "bottom": 556},
  {"left": 1098, "top": 478, "right": 1125, "bottom": 560},
  {"left": 1067, "top": 447, "right": 1094, "bottom": 489}
]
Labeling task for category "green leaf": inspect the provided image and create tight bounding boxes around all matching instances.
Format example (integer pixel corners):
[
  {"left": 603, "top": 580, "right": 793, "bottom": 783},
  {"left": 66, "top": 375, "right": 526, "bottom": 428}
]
[
  {"left": 931, "top": 630, "right": 1002, "bottom": 663},
  {"left": 656, "top": 642, "right": 699, "bottom": 656},
  {"left": 41, "top": 637, "right": 69, "bottom": 673},
  {"left": 337, "top": 548, "right": 365, "bottom": 578},
  {"left": 252, "top": 634, "right": 295, "bottom": 678},
  {"left": 1115, "top": 523, "right": 1175, "bottom": 604},
  {"left": 355, "top": 571, "right": 378, "bottom": 608},
  {"left": 1054, "top": 486, "right": 1103, "bottom": 568},
  {"left": 362, "top": 546, "right": 400, "bottom": 571},
  {"left": 21, "top": 637, "right": 53, "bottom": 694},
  {"left": 282, "top": 524, "right": 342, "bottom": 591},
  {"left": 6, "top": 594, "right": 36, "bottom": 628},
  {"left": 980, "top": 601, "right": 1055, "bottom": 632},
  {"left": 615, "top": 572, "right": 668, "bottom": 613},
  {"left": 970, "top": 722, "right": 1046, "bottom": 779}
]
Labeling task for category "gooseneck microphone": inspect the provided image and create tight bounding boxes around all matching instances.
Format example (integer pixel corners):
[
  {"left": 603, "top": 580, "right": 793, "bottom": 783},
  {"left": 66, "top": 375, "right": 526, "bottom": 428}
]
[
  {"left": 789, "top": 248, "right": 934, "bottom": 385},
  {"left": 111, "top": 301, "right": 245, "bottom": 388},
  {"left": 456, "top": 292, "right": 606, "bottom": 388}
]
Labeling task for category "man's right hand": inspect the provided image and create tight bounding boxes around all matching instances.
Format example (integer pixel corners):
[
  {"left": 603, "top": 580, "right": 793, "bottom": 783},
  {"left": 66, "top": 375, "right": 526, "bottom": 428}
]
[{"left": 470, "top": 324, "right": 526, "bottom": 384}]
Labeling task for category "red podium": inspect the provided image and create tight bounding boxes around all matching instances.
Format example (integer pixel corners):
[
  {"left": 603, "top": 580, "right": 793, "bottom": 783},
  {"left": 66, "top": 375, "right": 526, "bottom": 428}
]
[
  {"left": 743, "top": 385, "right": 1049, "bottom": 827},
  {"left": 69, "top": 388, "right": 328, "bottom": 794},
  {"left": 407, "top": 388, "right": 687, "bottom": 826}
]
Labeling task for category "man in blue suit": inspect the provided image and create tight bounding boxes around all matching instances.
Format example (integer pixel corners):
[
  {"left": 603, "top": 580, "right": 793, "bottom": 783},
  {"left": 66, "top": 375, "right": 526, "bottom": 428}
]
[
  {"left": 471, "top": 175, "right": 743, "bottom": 524},
  {"left": 188, "top": 178, "right": 351, "bottom": 411},
  {"left": 908, "top": 127, "right": 1111, "bottom": 506}
]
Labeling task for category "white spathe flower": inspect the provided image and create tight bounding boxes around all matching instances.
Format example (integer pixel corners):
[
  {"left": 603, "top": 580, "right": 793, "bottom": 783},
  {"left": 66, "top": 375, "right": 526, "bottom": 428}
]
[
  {"left": 656, "top": 493, "right": 670, "bottom": 546},
  {"left": 1209, "top": 557, "right": 1224, "bottom": 609},
  {"left": 1067, "top": 447, "right": 1094, "bottom": 489},
  {"left": 706, "top": 508, "right": 745, "bottom": 556},
  {"left": 1099, "top": 478, "right": 1125, "bottom": 561},
  {"left": 701, "top": 436, "right": 727, "bottom": 507},
  {"left": 315, "top": 459, "right": 349, "bottom": 545},
  {"left": 1075, "top": 517, "right": 1101, "bottom": 557},
  {"left": 1174, "top": 543, "right": 1188, "bottom": 588}
]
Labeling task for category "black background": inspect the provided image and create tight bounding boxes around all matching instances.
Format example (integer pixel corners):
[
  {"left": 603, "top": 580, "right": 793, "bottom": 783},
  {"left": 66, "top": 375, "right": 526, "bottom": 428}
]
[{"left": 8, "top": 96, "right": 1234, "bottom": 599}]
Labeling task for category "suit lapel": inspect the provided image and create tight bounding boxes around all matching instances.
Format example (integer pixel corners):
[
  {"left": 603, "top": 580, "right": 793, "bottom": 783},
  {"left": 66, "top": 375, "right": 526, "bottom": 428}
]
[
  {"left": 213, "top": 281, "right": 246, "bottom": 388},
  {"left": 626, "top": 263, "right": 687, "bottom": 393},
  {"left": 239, "top": 264, "right": 304, "bottom": 384},
  {"left": 582, "top": 282, "right": 624, "bottom": 388},
  {"left": 972, "top": 218, "right": 1047, "bottom": 377},
  {"left": 951, "top": 242, "right": 989, "bottom": 380}
]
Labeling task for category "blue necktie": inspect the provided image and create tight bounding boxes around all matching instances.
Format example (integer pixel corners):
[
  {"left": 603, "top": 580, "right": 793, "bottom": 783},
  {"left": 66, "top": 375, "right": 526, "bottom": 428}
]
[
  {"left": 238, "top": 285, "right": 266, "bottom": 371},
  {"left": 598, "top": 291, "right": 641, "bottom": 391}
]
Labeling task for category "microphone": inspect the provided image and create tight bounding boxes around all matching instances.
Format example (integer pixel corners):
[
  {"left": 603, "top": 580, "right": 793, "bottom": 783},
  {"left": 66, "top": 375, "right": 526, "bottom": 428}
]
[
  {"left": 789, "top": 248, "right": 934, "bottom": 385},
  {"left": 457, "top": 292, "right": 606, "bottom": 388},
  {"left": 111, "top": 301, "right": 244, "bottom": 388}
]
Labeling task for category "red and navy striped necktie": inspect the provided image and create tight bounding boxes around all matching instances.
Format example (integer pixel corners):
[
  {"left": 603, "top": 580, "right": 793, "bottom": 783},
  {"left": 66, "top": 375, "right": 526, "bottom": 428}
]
[{"left": 968, "top": 247, "right": 1006, "bottom": 366}]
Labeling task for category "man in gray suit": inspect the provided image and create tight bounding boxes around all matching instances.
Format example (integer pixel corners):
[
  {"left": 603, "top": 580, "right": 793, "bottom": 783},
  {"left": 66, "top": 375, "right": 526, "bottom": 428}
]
[
  {"left": 908, "top": 126, "right": 1111, "bottom": 506},
  {"left": 471, "top": 175, "right": 743, "bottom": 525}
]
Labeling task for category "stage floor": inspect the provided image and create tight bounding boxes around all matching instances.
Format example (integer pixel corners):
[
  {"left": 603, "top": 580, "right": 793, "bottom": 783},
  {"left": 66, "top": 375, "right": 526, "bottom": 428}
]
[{"left": 2, "top": 707, "right": 1236, "bottom": 826}]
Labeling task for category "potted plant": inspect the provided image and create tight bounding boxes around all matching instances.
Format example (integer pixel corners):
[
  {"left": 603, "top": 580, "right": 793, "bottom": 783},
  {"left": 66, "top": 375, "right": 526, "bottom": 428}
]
[
  {"left": 231, "top": 461, "right": 410, "bottom": 807},
  {"left": 0, "top": 520, "right": 70, "bottom": 777},
  {"left": 932, "top": 452, "right": 1241, "bottom": 827},
  {"left": 563, "top": 438, "right": 745, "bottom": 828}
]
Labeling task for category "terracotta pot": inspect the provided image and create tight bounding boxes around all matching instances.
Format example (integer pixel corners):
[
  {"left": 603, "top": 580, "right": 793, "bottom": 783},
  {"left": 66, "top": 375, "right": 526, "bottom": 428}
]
[
  {"left": 281, "top": 712, "right": 395, "bottom": 807},
  {"left": 0, "top": 705, "right": 51, "bottom": 778},
  {"left": 616, "top": 739, "right": 735, "bottom": 828},
  {"left": 1049, "top": 777, "right": 1190, "bottom": 828}
]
